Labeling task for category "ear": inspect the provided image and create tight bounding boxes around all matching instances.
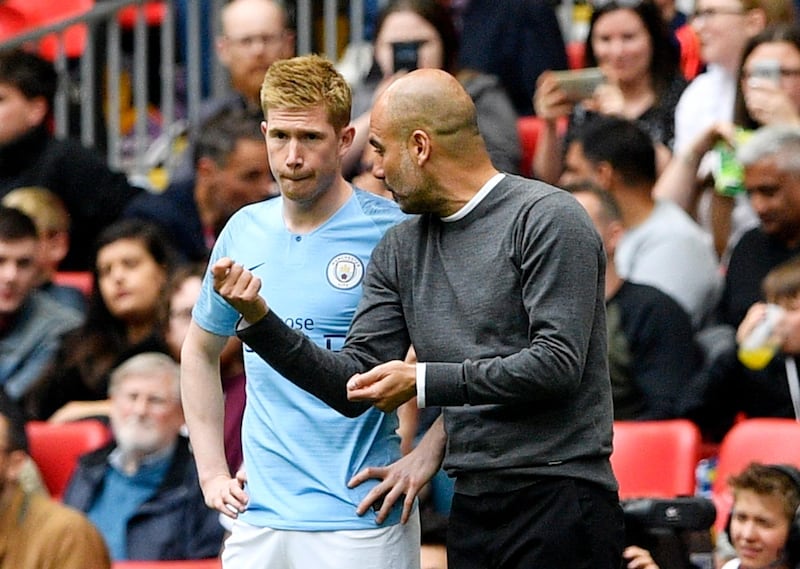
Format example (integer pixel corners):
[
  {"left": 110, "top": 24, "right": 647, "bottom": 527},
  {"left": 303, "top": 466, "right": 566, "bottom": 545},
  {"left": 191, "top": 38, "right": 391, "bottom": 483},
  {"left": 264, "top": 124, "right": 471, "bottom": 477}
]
[
  {"left": 5, "top": 450, "right": 28, "bottom": 484},
  {"left": 261, "top": 120, "right": 268, "bottom": 137},
  {"left": 26, "top": 96, "right": 49, "bottom": 129},
  {"left": 595, "top": 161, "right": 615, "bottom": 190},
  {"left": 338, "top": 125, "right": 356, "bottom": 157},
  {"left": 410, "top": 129, "right": 432, "bottom": 166},
  {"left": 46, "top": 231, "right": 70, "bottom": 267},
  {"left": 605, "top": 219, "right": 625, "bottom": 257},
  {"left": 744, "top": 8, "right": 767, "bottom": 34},
  {"left": 215, "top": 36, "right": 232, "bottom": 66},
  {"left": 195, "top": 156, "right": 217, "bottom": 181}
]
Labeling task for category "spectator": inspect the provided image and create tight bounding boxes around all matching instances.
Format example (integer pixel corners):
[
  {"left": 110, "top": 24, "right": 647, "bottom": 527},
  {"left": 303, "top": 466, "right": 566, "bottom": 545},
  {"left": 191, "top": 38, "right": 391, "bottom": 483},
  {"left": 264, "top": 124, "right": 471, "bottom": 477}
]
[
  {"left": 656, "top": 24, "right": 800, "bottom": 259},
  {"left": 717, "top": 124, "right": 800, "bottom": 329},
  {"left": 2, "top": 186, "right": 86, "bottom": 312},
  {"left": 125, "top": 109, "right": 278, "bottom": 263},
  {"left": 170, "top": 0, "right": 295, "bottom": 185},
  {"left": 561, "top": 116, "right": 721, "bottom": 328},
  {"left": 346, "top": 0, "right": 521, "bottom": 183},
  {"left": 180, "top": 55, "right": 417, "bottom": 568},
  {"left": 533, "top": 0, "right": 686, "bottom": 183},
  {"left": 567, "top": 182, "right": 699, "bottom": 420},
  {"left": 455, "top": 0, "right": 568, "bottom": 116},
  {"left": 0, "top": 205, "right": 83, "bottom": 404},
  {"left": 685, "top": 255, "right": 800, "bottom": 441},
  {"left": 163, "top": 263, "right": 245, "bottom": 473},
  {"left": 0, "top": 48, "right": 142, "bottom": 270},
  {"left": 25, "top": 220, "right": 176, "bottom": 421},
  {"left": 0, "top": 391, "right": 111, "bottom": 568},
  {"left": 63, "top": 352, "right": 224, "bottom": 561},
  {"left": 718, "top": 462, "right": 800, "bottom": 569},
  {"left": 672, "top": 0, "right": 792, "bottom": 156},
  {"left": 213, "top": 68, "right": 624, "bottom": 569}
]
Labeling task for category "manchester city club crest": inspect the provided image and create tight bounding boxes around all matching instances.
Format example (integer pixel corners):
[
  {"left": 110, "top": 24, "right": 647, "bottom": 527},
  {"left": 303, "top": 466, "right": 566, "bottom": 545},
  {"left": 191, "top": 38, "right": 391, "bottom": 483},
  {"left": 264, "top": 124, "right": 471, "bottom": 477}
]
[{"left": 326, "top": 253, "right": 364, "bottom": 290}]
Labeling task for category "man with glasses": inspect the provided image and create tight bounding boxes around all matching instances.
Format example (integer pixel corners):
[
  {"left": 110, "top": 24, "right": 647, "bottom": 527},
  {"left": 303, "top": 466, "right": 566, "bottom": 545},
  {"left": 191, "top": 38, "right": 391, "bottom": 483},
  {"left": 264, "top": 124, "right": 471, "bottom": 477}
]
[
  {"left": 214, "top": 0, "right": 296, "bottom": 115},
  {"left": 172, "top": 0, "right": 296, "bottom": 184},
  {"left": 672, "top": 0, "right": 793, "bottom": 154},
  {"left": 0, "top": 391, "right": 111, "bottom": 568}
]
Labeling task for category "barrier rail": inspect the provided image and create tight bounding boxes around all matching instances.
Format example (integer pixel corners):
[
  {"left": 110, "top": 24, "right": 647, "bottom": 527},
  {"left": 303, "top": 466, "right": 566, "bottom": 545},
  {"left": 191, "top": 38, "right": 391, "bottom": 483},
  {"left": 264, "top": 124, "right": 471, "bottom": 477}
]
[{"left": 0, "top": 0, "right": 370, "bottom": 186}]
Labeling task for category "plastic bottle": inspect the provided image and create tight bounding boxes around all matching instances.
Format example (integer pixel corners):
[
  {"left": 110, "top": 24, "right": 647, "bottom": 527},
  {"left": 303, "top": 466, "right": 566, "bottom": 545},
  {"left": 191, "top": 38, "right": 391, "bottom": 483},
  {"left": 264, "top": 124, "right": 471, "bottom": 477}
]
[{"left": 737, "top": 304, "right": 785, "bottom": 370}]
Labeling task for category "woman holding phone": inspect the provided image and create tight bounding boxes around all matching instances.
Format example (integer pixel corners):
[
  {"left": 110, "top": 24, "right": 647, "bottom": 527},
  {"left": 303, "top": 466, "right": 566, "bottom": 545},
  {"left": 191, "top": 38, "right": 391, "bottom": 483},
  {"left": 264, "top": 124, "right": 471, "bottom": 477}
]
[
  {"left": 346, "top": 0, "right": 521, "bottom": 189},
  {"left": 533, "top": 0, "right": 686, "bottom": 184},
  {"left": 655, "top": 24, "right": 800, "bottom": 258}
]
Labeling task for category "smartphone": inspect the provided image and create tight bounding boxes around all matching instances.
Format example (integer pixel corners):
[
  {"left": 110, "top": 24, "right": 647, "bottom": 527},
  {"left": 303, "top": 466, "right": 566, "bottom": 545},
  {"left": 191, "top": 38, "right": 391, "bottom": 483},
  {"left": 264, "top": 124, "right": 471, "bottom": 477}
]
[
  {"left": 747, "top": 59, "right": 781, "bottom": 86},
  {"left": 551, "top": 67, "right": 605, "bottom": 102},
  {"left": 392, "top": 41, "right": 422, "bottom": 73}
]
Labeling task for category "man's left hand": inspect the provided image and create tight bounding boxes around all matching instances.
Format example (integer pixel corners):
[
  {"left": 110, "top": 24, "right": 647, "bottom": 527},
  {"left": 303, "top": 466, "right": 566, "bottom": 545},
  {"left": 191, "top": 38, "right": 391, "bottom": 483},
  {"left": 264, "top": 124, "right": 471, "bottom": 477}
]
[{"left": 347, "top": 361, "right": 417, "bottom": 412}]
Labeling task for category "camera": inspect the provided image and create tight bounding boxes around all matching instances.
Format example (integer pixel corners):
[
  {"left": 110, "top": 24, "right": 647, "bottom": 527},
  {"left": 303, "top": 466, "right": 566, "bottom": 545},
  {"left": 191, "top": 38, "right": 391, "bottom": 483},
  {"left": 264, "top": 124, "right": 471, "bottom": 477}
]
[
  {"left": 623, "top": 497, "right": 717, "bottom": 569},
  {"left": 392, "top": 41, "right": 423, "bottom": 73}
]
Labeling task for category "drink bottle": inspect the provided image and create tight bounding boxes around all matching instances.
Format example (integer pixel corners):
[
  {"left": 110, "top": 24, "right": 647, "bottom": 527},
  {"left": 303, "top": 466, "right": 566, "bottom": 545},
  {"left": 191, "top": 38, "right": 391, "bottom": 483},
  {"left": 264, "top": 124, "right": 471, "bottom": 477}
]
[{"left": 737, "top": 304, "right": 785, "bottom": 370}]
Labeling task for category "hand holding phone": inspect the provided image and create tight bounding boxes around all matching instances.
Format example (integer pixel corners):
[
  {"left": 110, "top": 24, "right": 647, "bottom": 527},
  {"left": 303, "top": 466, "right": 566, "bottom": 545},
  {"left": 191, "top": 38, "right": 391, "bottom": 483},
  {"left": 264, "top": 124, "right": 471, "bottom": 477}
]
[
  {"left": 392, "top": 41, "right": 423, "bottom": 73},
  {"left": 550, "top": 68, "right": 605, "bottom": 102}
]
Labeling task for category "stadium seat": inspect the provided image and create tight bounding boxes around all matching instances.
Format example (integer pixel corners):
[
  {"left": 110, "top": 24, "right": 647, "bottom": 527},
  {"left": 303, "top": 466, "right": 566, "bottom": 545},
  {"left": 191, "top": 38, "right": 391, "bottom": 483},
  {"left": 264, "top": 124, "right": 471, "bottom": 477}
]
[
  {"left": 0, "top": 0, "right": 94, "bottom": 60},
  {"left": 711, "top": 418, "right": 800, "bottom": 531},
  {"left": 26, "top": 419, "right": 111, "bottom": 500},
  {"left": 53, "top": 271, "right": 94, "bottom": 298},
  {"left": 611, "top": 419, "right": 701, "bottom": 500},
  {"left": 119, "top": 1, "right": 167, "bottom": 29},
  {"left": 566, "top": 41, "right": 586, "bottom": 70}
]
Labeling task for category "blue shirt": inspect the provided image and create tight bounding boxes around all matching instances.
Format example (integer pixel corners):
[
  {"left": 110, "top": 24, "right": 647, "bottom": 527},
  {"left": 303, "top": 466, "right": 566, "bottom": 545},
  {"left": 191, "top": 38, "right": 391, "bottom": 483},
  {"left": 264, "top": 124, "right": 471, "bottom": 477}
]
[{"left": 193, "top": 189, "right": 406, "bottom": 530}]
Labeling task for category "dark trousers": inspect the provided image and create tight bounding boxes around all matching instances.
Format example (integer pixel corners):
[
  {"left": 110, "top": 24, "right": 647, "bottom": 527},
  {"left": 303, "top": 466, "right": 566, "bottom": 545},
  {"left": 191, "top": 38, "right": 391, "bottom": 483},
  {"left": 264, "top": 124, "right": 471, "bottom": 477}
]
[{"left": 448, "top": 477, "right": 625, "bottom": 569}]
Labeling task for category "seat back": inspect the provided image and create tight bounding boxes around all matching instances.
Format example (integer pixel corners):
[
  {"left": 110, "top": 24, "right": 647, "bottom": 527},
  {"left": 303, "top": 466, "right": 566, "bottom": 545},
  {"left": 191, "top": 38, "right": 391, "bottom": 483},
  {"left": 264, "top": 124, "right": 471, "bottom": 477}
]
[
  {"left": 0, "top": 0, "right": 94, "bottom": 60},
  {"left": 26, "top": 419, "right": 111, "bottom": 500},
  {"left": 611, "top": 419, "right": 701, "bottom": 500},
  {"left": 111, "top": 560, "right": 222, "bottom": 569},
  {"left": 53, "top": 271, "right": 94, "bottom": 298},
  {"left": 711, "top": 418, "right": 800, "bottom": 531}
]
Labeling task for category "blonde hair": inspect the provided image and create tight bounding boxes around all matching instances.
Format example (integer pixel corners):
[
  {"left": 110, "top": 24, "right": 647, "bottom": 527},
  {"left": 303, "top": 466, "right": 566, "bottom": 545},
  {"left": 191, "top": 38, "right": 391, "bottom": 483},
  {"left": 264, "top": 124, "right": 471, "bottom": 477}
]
[
  {"left": 1, "top": 186, "right": 69, "bottom": 234},
  {"left": 260, "top": 54, "right": 352, "bottom": 132}
]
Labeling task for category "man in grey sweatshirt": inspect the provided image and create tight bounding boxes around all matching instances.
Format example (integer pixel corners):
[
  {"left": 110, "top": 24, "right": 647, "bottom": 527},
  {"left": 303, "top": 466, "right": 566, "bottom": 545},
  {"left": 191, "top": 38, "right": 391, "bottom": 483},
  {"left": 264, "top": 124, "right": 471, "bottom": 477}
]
[{"left": 212, "top": 68, "right": 623, "bottom": 569}]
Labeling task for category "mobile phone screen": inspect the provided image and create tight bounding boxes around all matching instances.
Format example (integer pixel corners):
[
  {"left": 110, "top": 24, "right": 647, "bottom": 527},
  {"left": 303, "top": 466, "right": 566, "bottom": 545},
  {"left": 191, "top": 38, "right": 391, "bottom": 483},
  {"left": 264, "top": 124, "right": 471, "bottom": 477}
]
[{"left": 392, "top": 41, "right": 420, "bottom": 72}]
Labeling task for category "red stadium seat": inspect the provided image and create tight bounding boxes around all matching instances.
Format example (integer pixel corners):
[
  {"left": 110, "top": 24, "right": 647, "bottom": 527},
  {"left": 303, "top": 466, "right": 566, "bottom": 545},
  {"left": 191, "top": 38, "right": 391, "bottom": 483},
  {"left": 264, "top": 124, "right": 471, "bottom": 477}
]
[
  {"left": 611, "top": 419, "right": 701, "bottom": 500},
  {"left": 53, "top": 271, "right": 94, "bottom": 298},
  {"left": 711, "top": 418, "right": 800, "bottom": 531},
  {"left": 26, "top": 419, "right": 111, "bottom": 500}
]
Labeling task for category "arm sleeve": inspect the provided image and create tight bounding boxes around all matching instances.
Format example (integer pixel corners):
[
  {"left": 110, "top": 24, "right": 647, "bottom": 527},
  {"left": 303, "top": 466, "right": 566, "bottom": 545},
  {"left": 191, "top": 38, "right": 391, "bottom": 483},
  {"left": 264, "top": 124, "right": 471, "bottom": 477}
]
[{"left": 238, "top": 237, "right": 412, "bottom": 417}]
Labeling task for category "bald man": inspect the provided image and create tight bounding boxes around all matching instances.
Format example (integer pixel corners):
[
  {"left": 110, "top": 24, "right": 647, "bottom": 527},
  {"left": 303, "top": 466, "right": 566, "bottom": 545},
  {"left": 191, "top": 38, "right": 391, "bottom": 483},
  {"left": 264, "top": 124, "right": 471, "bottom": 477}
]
[
  {"left": 215, "top": 0, "right": 295, "bottom": 111},
  {"left": 213, "top": 68, "right": 624, "bottom": 569}
]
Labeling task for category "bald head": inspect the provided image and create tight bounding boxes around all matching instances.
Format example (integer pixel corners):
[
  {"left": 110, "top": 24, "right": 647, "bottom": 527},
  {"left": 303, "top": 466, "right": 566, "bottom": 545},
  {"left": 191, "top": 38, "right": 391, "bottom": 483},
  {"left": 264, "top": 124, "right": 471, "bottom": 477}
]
[
  {"left": 369, "top": 69, "right": 498, "bottom": 216},
  {"left": 377, "top": 69, "right": 481, "bottom": 152}
]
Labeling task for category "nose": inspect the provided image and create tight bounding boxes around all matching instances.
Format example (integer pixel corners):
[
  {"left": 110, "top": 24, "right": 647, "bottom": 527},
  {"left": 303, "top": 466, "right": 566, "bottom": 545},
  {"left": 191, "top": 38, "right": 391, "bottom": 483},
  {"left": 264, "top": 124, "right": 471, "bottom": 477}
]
[
  {"left": 286, "top": 138, "right": 303, "bottom": 168},
  {"left": 131, "top": 394, "right": 150, "bottom": 415}
]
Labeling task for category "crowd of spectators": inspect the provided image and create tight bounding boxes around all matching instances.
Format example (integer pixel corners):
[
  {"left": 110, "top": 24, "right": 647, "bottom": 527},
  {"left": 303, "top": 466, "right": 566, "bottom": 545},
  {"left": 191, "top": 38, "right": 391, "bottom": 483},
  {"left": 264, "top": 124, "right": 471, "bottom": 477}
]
[{"left": 2, "top": 0, "right": 800, "bottom": 566}]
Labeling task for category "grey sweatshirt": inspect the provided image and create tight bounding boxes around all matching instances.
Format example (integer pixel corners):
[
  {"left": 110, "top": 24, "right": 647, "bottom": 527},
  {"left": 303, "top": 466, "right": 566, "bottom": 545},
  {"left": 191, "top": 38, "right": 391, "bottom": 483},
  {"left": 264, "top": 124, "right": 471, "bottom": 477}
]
[{"left": 239, "top": 174, "right": 617, "bottom": 495}]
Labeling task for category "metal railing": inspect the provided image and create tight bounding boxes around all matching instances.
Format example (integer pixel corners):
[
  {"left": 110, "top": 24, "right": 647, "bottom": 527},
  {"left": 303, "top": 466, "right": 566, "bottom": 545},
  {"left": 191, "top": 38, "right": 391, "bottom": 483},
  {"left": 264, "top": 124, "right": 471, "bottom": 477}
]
[{"left": 0, "top": 0, "right": 370, "bottom": 186}]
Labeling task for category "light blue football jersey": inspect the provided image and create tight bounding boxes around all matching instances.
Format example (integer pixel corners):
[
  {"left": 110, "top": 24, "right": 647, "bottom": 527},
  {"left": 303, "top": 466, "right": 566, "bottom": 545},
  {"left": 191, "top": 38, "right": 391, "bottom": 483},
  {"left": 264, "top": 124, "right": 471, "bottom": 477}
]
[{"left": 193, "top": 189, "right": 407, "bottom": 530}]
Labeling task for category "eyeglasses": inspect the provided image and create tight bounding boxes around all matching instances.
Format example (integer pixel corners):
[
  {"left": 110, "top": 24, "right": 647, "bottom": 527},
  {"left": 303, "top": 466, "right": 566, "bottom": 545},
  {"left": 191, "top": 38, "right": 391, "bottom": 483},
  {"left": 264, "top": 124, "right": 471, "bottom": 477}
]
[
  {"left": 691, "top": 7, "right": 746, "bottom": 21},
  {"left": 225, "top": 32, "right": 286, "bottom": 50},
  {"left": 741, "top": 68, "right": 800, "bottom": 81}
]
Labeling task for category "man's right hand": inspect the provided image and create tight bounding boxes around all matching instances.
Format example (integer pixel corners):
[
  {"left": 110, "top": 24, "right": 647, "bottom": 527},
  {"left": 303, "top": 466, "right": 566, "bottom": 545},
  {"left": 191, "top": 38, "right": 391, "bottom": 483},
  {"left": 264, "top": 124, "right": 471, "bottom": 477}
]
[
  {"left": 202, "top": 470, "right": 249, "bottom": 519},
  {"left": 212, "top": 257, "right": 269, "bottom": 324}
]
